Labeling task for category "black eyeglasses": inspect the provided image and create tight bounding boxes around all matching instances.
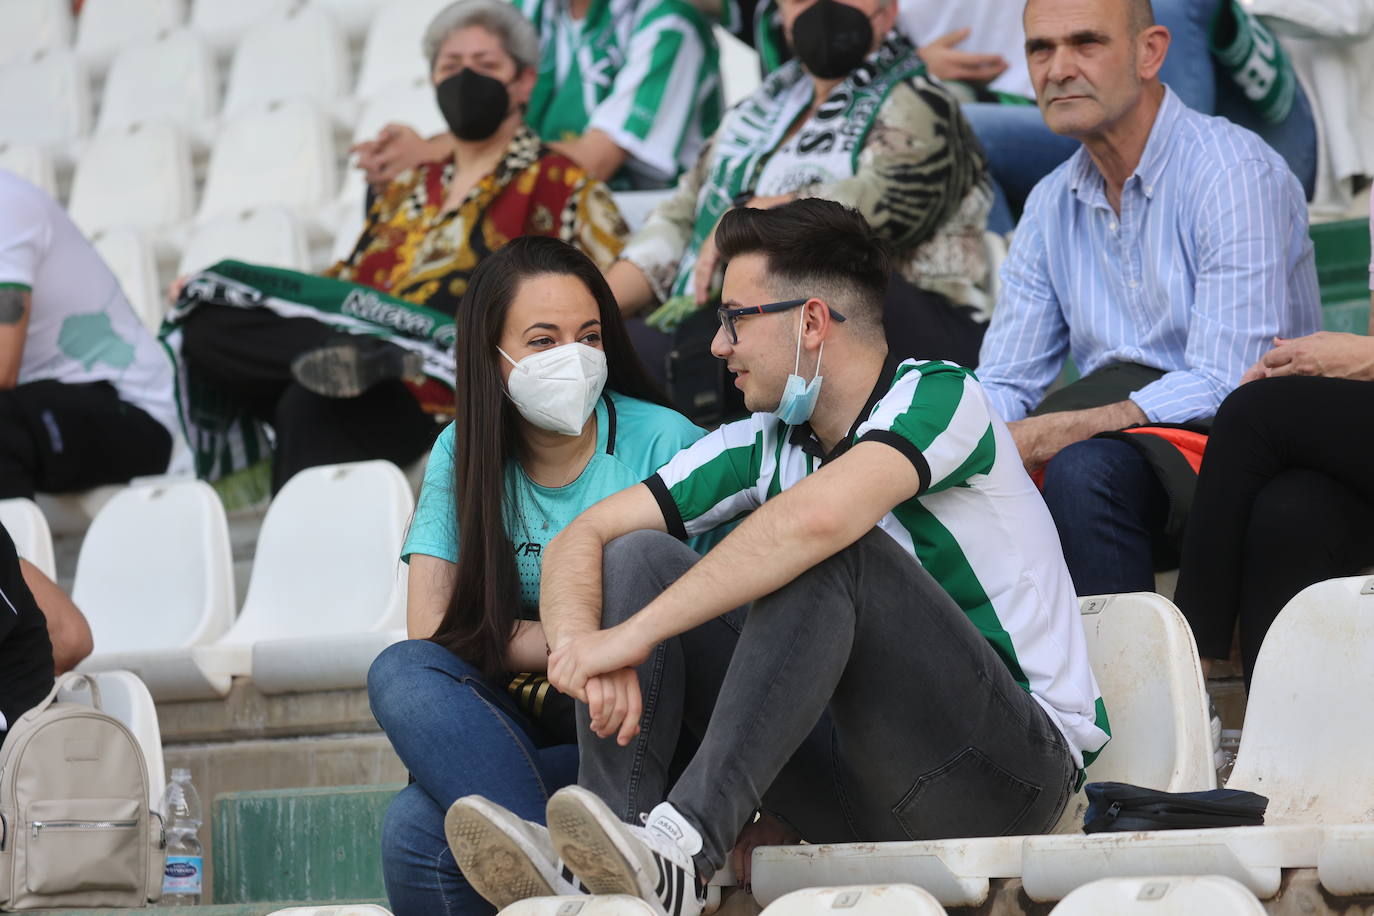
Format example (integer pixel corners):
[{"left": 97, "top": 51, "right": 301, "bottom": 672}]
[{"left": 716, "top": 298, "right": 846, "bottom": 345}]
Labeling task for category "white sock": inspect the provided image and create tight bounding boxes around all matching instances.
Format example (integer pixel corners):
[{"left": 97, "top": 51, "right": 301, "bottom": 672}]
[{"left": 645, "top": 801, "right": 704, "bottom": 857}]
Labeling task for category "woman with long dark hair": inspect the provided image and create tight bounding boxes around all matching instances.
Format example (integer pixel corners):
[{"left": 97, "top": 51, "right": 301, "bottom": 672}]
[{"left": 367, "top": 236, "right": 713, "bottom": 915}]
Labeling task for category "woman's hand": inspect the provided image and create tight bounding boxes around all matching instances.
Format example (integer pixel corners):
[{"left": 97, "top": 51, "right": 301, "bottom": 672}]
[
  {"left": 692, "top": 194, "right": 796, "bottom": 306},
  {"left": 692, "top": 226, "right": 722, "bottom": 306},
  {"left": 918, "top": 28, "right": 1009, "bottom": 86},
  {"left": 352, "top": 124, "right": 453, "bottom": 188},
  {"left": 1247, "top": 332, "right": 1374, "bottom": 382}
]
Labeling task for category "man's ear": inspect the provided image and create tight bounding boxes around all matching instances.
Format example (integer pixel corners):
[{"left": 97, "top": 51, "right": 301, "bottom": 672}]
[{"left": 1137, "top": 24, "right": 1170, "bottom": 82}]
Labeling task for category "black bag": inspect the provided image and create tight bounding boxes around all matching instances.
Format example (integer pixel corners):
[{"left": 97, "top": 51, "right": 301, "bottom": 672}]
[
  {"left": 1082, "top": 782, "right": 1268, "bottom": 833},
  {"left": 665, "top": 305, "right": 742, "bottom": 427},
  {"left": 505, "top": 672, "right": 577, "bottom": 745}
]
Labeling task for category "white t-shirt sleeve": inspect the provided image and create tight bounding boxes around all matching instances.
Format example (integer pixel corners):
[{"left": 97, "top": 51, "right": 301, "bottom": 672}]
[{"left": 0, "top": 184, "right": 49, "bottom": 289}]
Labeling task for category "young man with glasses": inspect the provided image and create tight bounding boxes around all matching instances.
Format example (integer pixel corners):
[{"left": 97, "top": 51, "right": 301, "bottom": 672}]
[{"left": 444, "top": 199, "right": 1109, "bottom": 916}]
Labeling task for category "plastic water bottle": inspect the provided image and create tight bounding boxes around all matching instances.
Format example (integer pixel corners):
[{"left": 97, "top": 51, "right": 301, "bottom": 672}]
[{"left": 161, "top": 768, "right": 204, "bottom": 905}]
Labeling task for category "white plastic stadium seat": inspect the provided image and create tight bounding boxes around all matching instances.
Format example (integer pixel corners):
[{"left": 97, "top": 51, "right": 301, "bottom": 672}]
[
  {"left": 222, "top": 7, "right": 352, "bottom": 123},
  {"left": 305, "top": 0, "right": 387, "bottom": 39},
  {"left": 195, "top": 461, "right": 412, "bottom": 694},
  {"left": 74, "top": 480, "right": 238, "bottom": 700},
  {"left": 0, "top": 498, "right": 57, "bottom": 580},
  {"left": 264, "top": 907, "right": 394, "bottom": 916},
  {"left": 189, "top": 0, "right": 296, "bottom": 55},
  {"left": 354, "top": 0, "right": 453, "bottom": 101},
  {"left": 74, "top": 0, "right": 185, "bottom": 74},
  {"left": 762, "top": 885, "right": 947, "bottom": 915},
  {"left": 714, "top": 24, "right": 761, "bottom": 109},
  {"left": 58, "top": 670, "right": 167, "bottom": 818},
  {"left": 1047, "top": 876, "right": 1266, "bottom": 915},
  {"left": 91, "top": 229, "right": 164, "bottom": 333},
  {"left": 0, "top": 51, "right": 91, "bottom": 163},
  {"left": 0, "top": 144, "right": 58, "bottom": 201},
  {"left": 0, "top": 0, "right": 73, "bottom": 69},
  {"left": 752, "top": 592, "right": 1216, "bottom": 909},
  {"left": 498, "top": 898, "right": 656, "bottom": 915},
  {"left": 97, "top": 30, "right": 218, "bottom": 146},
  {"left": 179, "top": 207, "right": 312, "bottom": 277},
  {"left": 67, "top": 123, "right": 196, "bottom": 244},
  {"left": 197, "top": 101, "right": 339, "bottom": 234},
  {"left": 1020, "top": 577, "right": 1374, "bottom": 902}
]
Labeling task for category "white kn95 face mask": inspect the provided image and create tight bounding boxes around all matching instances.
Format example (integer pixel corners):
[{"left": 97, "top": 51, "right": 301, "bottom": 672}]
[{"left": 497, "top": 342, "right": 608, "bottom": 436}]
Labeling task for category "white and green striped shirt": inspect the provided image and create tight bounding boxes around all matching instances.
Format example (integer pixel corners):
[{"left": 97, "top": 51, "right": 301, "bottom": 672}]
[
  {"left": 645, "top": 358, "right": 1111, "bottom": 769},
  {"left": 515, "top": 0, "right": 723, "bottom": 189}
]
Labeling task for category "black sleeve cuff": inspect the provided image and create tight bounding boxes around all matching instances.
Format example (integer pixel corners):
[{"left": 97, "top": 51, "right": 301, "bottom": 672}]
[
  {"left": 857, "top": 430, "right": 932, "bottom": 495},
  {"left": 643, "top": 474, "right": 688, "bottom": 540}
]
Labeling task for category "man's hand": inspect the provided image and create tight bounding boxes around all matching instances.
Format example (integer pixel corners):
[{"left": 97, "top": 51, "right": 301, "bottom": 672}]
[
  {"left": 548, "top": 621, "right": 654, "bottom": 703},
  {"left": 352, "top": 124, "right": 454, "bottom": 188},
  {"left": 730, "top": 811, "right": 800, "bottom": 893},
  {"left": 584, "top": 667, "right": 643, "bottom": 746},
  {"left": 1248, "top": 332, "right": 1374, "bottom": 382},
  {"left": 1008, "top": 399, "right": 1148, "bottom": 474},
  {"left": 918, "top": 28, "right": 1009, "bottom": 86}
]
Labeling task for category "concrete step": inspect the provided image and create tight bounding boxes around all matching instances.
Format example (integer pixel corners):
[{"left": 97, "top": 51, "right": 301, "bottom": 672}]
[{"left": 214, "top": 784, "right": 404, "bottom": 905}]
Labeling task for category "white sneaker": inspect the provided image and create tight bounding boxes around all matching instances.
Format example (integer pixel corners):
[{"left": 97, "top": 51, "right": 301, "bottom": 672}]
[
  {"left": 444, "top": 795, "right": 584, "bottom": 909},
  {"left": 546, "top": 786, "right": 705, "bottom": 916}
]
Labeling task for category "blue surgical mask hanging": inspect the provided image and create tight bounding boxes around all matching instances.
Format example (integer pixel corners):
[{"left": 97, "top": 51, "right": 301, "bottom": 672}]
[{"left": 777, "top": 308, "right": 824, "bottom": 425}]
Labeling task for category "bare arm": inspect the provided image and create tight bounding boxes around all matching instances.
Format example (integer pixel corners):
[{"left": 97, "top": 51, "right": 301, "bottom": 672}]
[
  {"left": 405, "top": 554, "right": 455, "bottom": 639},
  {"left": 607, "top": 260, "right": 657, "bottom": 317},
  {"left": 550, "top": 129, "right": 630, "bottom": 185},
  {"left": 0, "top": 287, "right": 31, "bottom": 390},
  {"left": 20, "top": 559, "right": 92, "bottom": 675},
  {"left": 546, "top": 443, "right": 922, "bottom": 697},
  {"left": 540, "top": 482, "right": 669, "bottom": 653},
  {"left": 406, "top": 553, "right": 553, "bottom": 672},
  {"left": 1007, "top": 400, "right": 1149, "bottom": 474}
]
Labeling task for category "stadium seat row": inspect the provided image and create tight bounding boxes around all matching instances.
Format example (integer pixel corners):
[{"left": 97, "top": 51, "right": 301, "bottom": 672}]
[{"left": 1, "top": 460, "right": 414, "bottom": 701}]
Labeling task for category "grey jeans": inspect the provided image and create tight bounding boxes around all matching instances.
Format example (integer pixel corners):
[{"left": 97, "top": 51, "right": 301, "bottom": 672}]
[{"left": 577, "top": 529, "right": 1077, "bottom": 874}]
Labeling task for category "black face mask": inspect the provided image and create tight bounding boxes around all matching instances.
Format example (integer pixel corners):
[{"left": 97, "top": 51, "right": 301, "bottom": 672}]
[
  {"left": 790, "top": 0, "right": 875, "bottom": 80},
  {"left": 435, "top": 68, "right": 513, "bottom": 141}
]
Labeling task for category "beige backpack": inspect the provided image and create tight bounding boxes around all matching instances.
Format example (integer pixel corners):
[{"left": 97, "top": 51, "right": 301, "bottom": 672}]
[{"left": 0, "top": 672, "right": 165, "bottom": 910}]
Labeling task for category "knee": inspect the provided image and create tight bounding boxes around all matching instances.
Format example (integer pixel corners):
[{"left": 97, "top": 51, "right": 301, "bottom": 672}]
[
  {"left": 602, "top": 530, "right": 695, "bottom": 625},
  {"left": 368, "top": 639, "right": 478, "bottom": 721},
  {"left": 1211, "top": 377, "right": 1293, "bottom": 437},
  {"left": 1041, "top": 438, "right": 1141, "bottom": 507}
]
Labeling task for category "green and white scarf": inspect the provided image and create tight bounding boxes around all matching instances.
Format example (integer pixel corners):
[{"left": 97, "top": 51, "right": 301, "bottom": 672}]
[
  {"left": 1211, "top": 0, "right": 1296, "bottom": 124},
  {"left": 649, "top": 34, "right": 923, "bottom": 330},
  {"left": 160, "top": 261, "right": 456, "bottom": 502}
]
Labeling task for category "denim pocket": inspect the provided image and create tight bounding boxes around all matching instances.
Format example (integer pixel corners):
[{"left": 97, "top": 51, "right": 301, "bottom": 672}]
[{"left": 892, "top": 747, "right": 1043, "bottom": 840}]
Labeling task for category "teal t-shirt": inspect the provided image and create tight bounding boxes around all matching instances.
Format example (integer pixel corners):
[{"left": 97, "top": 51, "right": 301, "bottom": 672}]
[{"left": 403, "top": 391, "right": 720, "bottom": 615}]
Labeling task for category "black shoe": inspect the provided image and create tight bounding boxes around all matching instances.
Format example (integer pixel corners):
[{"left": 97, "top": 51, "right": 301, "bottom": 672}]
[{"left": 290, "top": 336, "right": 424, "bottom": 399}]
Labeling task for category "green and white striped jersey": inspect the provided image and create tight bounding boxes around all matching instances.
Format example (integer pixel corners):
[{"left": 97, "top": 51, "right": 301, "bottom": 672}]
[
  {"left": 514, "top": 0, "right": 723, "bottom": 189},
  {"left": 645, "top": 358, "right": 1111, "bottom": 768}
]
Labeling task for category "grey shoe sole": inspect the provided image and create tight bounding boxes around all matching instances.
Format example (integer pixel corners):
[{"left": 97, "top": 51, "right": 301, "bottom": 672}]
[
  {"left": 546, "top": 787, "right": 651, "bottom": 901},
  {"left": 444, "top": 797, "right": 558, "bottom": 909},
  {"left": 290, "top": 339, "right": 423, "bottom": 399}
]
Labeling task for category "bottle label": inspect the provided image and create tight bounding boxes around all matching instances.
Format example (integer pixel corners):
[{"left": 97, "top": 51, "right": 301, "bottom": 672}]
[{"left": 163, "top": 856, "right": 203, "bottom": 895}]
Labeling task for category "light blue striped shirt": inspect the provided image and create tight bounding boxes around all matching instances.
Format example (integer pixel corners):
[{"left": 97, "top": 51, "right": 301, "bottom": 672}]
[{"left": 978, "top": 87, "right": 1321, "bottom": 424}]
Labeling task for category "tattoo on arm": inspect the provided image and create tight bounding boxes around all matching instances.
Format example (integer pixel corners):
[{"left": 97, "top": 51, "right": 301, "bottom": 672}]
[{"left": 0, "top": 288, "right": 27, "bottom": 325}]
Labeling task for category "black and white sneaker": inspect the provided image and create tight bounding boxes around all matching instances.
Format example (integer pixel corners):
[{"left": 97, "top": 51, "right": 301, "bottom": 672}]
[
  {"left": 444, "top": 795, "right": 585, "bottom": 910},
  {"left": 290, "top": 335, "right": 423, "bottom": 399},
  {"left": 546, "top": 786, "right": 706, "bottom": 916}
]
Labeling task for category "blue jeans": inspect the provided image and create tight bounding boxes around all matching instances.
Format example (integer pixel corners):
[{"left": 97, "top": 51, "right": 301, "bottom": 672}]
[
  {"left": 1039, "top": 438, "right": 1171, "bottom": 597},
  {"left": 368, "top": 640, "right": 579, "bottom": 916},
  {"left": 968, "top": 0, "right": 1317, "bottom": 231}
]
